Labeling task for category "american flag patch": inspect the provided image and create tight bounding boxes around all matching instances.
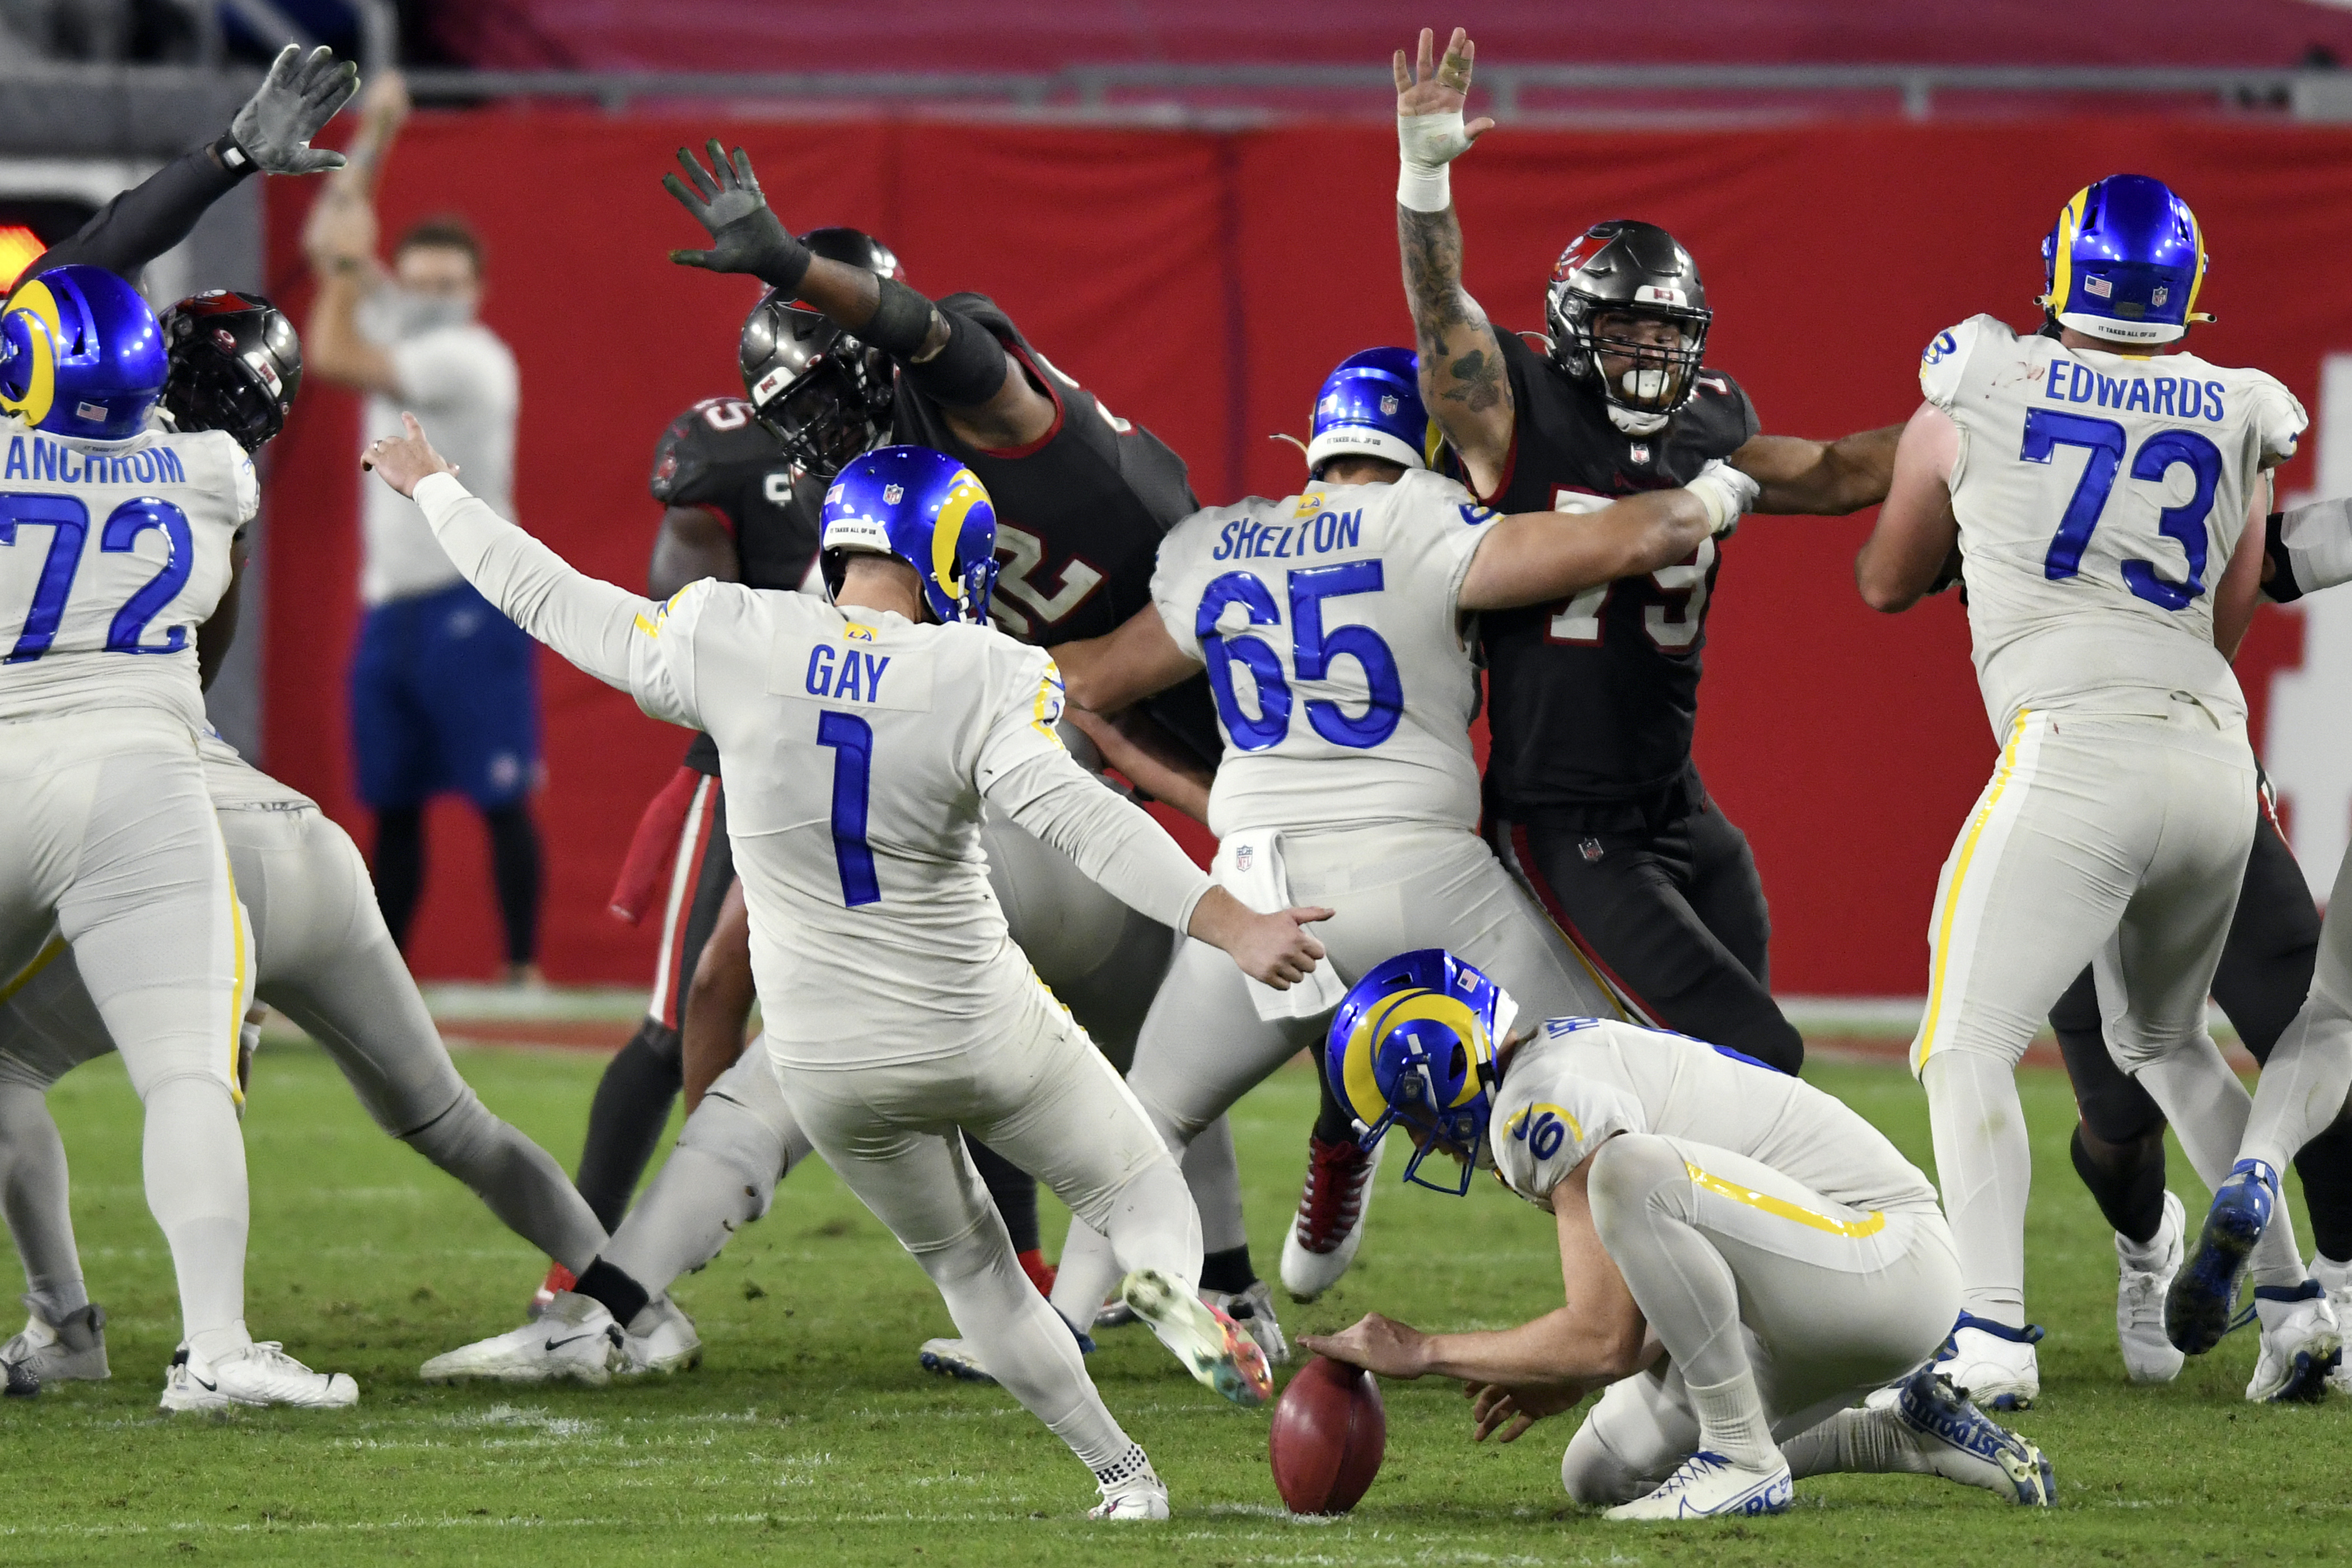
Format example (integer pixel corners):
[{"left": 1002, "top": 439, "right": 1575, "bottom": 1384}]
[{"left": 2084, "top": 276, "right": 2112, "bottom": 298}]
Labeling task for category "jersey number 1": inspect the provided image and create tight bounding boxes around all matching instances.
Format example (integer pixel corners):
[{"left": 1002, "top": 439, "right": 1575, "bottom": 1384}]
[{"left": 816, "top": 711, "right": 880, "bottom": 907}]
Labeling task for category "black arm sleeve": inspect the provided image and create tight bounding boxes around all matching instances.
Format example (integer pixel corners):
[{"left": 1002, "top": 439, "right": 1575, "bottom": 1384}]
[{"left": 10, "top": 142, "right": 249, "bottom": 300}]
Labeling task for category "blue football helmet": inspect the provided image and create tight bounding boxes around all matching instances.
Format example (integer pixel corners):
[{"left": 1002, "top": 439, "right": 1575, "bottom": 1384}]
[
  {"left": 1326, "top": 948, "right": 1519, "bottom": 1196},
  {"left": 1304, "top": 347, "right": 1440, "bottom": 476},
  {"left": 2040, "top": 175, "right": 2213, "bottom": 346},
  {"left": 819, "top": 445, "right": 1001, "bottom": 624},
  {"left": 1, "top": 265, "right": 168, "bottom": 440}
]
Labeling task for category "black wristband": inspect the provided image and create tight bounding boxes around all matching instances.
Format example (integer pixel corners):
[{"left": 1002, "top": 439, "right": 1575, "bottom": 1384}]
[
  {"left": 2262, "top": 511, "right": 2303, "bottom": 605},
  {"left": 208, "top": 134, "right": 257, "bottom": 179},
  {"left": 898, "top": 307, "right": 1010, "bottom": 410},
  {"left": 859, "top": 276, "right": 937, "bottom": 360}
]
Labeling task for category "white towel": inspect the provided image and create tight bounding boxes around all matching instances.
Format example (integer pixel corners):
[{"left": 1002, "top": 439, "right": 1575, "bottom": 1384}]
[{"left": 1214, "top": 827, "right": 1346, "bottom": 1023}]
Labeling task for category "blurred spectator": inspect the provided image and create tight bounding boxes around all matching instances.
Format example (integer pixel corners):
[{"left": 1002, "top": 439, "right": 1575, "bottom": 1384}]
[{"left": 302, "top": 72, "right": 544, "bottom": 984}]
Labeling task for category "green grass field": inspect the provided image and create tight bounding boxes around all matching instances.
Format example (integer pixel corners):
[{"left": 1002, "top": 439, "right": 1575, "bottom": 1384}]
[{"left": 2, "top": 1038, "right": 2346, "bottom": 1566}]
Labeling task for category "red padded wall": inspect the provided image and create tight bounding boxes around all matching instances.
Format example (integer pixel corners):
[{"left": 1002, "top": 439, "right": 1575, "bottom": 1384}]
[{"left": 262, "top": 110, "right": 2349, "bottom": 991}]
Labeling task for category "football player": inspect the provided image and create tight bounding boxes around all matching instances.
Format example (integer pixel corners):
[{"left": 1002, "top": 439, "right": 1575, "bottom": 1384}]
[
  {"left": 1266, "top": 27, "right": 1901, "bottom": 1303},
  {"left": 658, "top": 142, "right": 1269, "bottom": 1343},
  {"left": 1035, "top": 348, "right": 1756, "bottom": 1334},
  {"left": 0, "top": 267, "right": 351, "bottom": 1408},
  {"left": 1300, "top": 951, "right": 2052, "bottom": 1520},
  {"left": 548, "top": 232, "right": 891, "bottom": 1310},
  {"left": 1854, "top": 174, "right": 2333, "bottom": 1407},
  {"left": 0, "top": 296, "right": 613, "bottom": 1399},
  {"left": 362, "top": 422, "right": 1327, "bottom": 1519}
]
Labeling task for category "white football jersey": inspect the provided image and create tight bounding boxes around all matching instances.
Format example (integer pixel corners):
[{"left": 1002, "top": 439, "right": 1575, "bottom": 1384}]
[
  {"left": 0, "top": 416, "right": 255, "bottom": 730},
  {"left": 1150, "top": 468, "right": 1496, "bottom": 838},
  {"left": 1920, "top": 315, "right": 2305, "bottom": 738},
  {"left": 627, "top": 581, "right": 1105, "bottom": 1068},
  {"left": 1488, "top": 1017, "right": 1940, "bottom": 1216}
]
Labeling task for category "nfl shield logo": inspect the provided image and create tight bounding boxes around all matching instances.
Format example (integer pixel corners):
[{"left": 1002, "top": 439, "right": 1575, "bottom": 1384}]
[
  {"left": 1235, "top": 845, "right": 1254, "bottom": 872},
  {"left": 882, "top": 483, "right": 904, "bottom": 505},
  {"left": 1579, "top": 836, "right": 1604, "bottom": 864},
  {"left": 2153, "top": 284, "right": 2169, "bottom": 306},
  {"left": 1628, "top": 443, "right": 1650, "bottom": 465},
  {"left": 1379, "top": 394, "right": 1399, "bottom": 415}
]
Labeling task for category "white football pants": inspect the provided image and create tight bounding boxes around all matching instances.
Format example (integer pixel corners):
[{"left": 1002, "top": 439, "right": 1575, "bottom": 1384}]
[
  {"left": 776, "top": 982, "right": 1198, "bottom": 1479},
  {"left": 1562, "top": 1133, "right": 1958, "bottom": 1503},
  {"left": 1050, "top": 821, "right": 1617, "bottom": 1333},
  {"left": 0, "top": 712, "right": 252, "bottom": 1354},
  {"left": 1906, "top": 700, "right": 2291, "bottom": 1323}
]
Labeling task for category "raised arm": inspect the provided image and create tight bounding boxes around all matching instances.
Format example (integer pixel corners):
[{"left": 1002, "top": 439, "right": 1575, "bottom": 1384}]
[
  {"left": 1457, "top": 461, "right": 1753, "bottom": 612},
  {"left": 1854, "top": 402, "right": 1962, "bottom": 613},
  {"left": 1729, "top": 425, "right": 1902, "bottom": 516},
  {"left": 11, "top": 46, "right": 357, "bottom": 302},
  {"left": 662, "top": 142, "right": 1053, "bottom": 450},
  {"left": 365, "top": 415, "right": 648, "bottom": 692},
  {"left": 1394, "top": 27, "right": 1512, "bottom": 496}
]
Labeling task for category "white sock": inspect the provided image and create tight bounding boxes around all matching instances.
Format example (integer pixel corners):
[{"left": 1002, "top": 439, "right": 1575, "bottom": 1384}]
[
  {"left": 1923, "top": 1052, "right": 2032, "bottom": 1325},
  {"left": 2239, "top": 1000, "right": 2352, "bottom": 1178},
  {"left": 140, "top": 1077, "right": 250, "bottom": 1353},
  {"left": 1181, "top": 1119, "right": 1249, "bottom": 1256},
  {"left": 1782, "top": 1406, "right": 1925, "bottom": 1479},
  {"left": 1687, "top": 1370, "right": 1781, "bottom": 1471}
]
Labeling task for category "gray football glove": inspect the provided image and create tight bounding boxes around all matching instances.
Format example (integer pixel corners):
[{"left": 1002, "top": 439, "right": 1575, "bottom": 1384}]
[
  {"left": 227, "top": 45, "right": 361, "bottom": 176},
  {"left": 664, "top": 140, "right": 813, "bottom": 292}
]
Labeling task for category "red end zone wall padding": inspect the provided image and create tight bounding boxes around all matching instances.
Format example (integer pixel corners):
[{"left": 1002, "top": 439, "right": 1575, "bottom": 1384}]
[{"left": 262, "top": 111, "right": 2352, "bottom": 992}]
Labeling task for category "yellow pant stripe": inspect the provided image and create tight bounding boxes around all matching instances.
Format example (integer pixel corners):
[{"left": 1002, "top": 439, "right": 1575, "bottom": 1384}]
[
  {"left": 1683, "top": 1159, "right": 1887, "bottom": 1239},
  {"left": 0, "top": 936, "right": 67, "bottom": 1007},
  {"left": 225, "top": 848, "right": 248, "bottom": 1107},
  {"left": 1916, "top": 710, "right": 2032, "bottom": 1068}
]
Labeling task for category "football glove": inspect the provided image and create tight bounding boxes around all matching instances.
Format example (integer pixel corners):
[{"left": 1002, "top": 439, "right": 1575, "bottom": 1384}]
[
  {"left": 226, "top": 45, "right": 360, "bottom": 176},
  {"left": 664, "top": 141, "right": 814, "bottom": 293}
]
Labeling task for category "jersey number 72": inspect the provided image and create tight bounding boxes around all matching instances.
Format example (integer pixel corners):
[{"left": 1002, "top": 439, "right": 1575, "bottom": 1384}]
[{"left": 1, "top": 493, "right": 197, "bottom": 662}]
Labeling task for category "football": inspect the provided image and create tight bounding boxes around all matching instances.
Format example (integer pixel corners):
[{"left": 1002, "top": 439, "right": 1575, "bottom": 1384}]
[{"left": 1269, "top": 1355, "right": 1387, "bottom": 1514}]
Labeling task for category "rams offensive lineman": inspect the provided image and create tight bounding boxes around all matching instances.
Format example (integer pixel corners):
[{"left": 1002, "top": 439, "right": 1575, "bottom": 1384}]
[
  {"left": 0, "top": 296, "right": 615, "bottom": 1400},
  {"left": 1300, "top": 951, "right": 2052, "bottom": 1521},
  {"left": 1038, "top": 348, "right": 1755, "bottom": 1333},
  {"left": 1855, "top": 174, "right": 2335, "bottom": 1407},
  {"left": 361, "top": 415, "right": 1329, "bottom": 1519}
]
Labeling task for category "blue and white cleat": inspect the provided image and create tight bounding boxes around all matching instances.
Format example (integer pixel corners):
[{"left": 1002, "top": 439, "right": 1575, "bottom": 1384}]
[
  {"left": 2245, "top": 1279, "right": 2342, "bottom": 1404},
  {"left": 2168, "top": 1158, "right": 2279, "bottom": 1356},
  {"left": 1933, "top": 1312, "right": 2043, "bottom": 1411},
  {"left": 919, "top": 1314, "right": 1095, "bottom": 1385},
  {"left": 1604, "top": 1450, "right": 1793, "bottom": 1522},
  {"left": 1893, "top": 1368, "right": 2055, "bottom": 1505}
]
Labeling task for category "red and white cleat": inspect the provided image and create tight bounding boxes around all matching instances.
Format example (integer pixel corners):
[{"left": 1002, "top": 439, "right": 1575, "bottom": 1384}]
[{"left": 1278, "top": 1135, "right": 1384, "bottom": 1301}]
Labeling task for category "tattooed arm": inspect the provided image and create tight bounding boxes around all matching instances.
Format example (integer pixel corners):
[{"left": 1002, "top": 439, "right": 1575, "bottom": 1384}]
[{"left": 1393, "top": 27, "right": 1513, "bottom": 498}]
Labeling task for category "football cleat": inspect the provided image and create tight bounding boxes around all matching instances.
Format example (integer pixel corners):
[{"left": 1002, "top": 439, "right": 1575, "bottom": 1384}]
[
  {"left": 1, "top": 1300, "right": 109, "bottom": 1384},
  {"left": 528, "top": 1262, "right": 577, "bottom": 1321},
  {"left": 1932, "top": 1313, "right": 2042, "bottom": 1411},
  {"left": 1892, "top": 1368, "right": 2055, "bottom": 1505},
  {"left": 919, "top": 1314, "right": 1096, "bottom": 1383},
  {"left": 619, "top": 1296, "right": 702, "bottom": 1376},
  {"left": 2168, "top": 1158, "right": 2278, "bottom": 1355},
  {"left": 2116, "top": 1192, "right": 2186, "bottom": 1384},
  {"left": 1204, "top": 1278, "right": 1291, "bottom": 1366},
  {"left": 1280, "top": 1133, "right": 1384, "bottom": 1301},
  {"left": 2311, "top": 1254, "right": 2352, "bottom": 1396},
  {"left": 160, "top": 1341, "right": 357, "bottom": 1411},
  {"left": 419, "top": 1291, "right": 624, "bottom": 1386},
  {"left": 1089, "top": 1450, "right": 1170, "bottom": 1520},
  {"left": 2244, "top": 1280, "right": 2342, "bottom": 1404},
  {"left": 1121, "top": 1268, "right": 1271, "bottom": 1407},
  {"left": 1603, "top": 1450, "right": 1792, "bottom": 1521},
  {"left": 4, "top": 1358, "right": 35, "bottom": 1398}
]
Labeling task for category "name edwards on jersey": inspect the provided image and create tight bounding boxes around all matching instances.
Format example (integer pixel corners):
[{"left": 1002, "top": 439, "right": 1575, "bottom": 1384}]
[
  {"left": 1925, "top": 326, "right": 2242, "bottom": 423},
  {"left": 4, "top": 432, "right": 192, "bottom": 486}
]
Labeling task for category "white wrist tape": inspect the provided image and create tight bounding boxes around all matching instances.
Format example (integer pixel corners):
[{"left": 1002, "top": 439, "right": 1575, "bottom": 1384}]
[
  {"left": 1397, "top": 110, "right": 1470, "bottom": 212},
  {"left": 1688, "top": 459, "right": 1760, "bottom": 537}
]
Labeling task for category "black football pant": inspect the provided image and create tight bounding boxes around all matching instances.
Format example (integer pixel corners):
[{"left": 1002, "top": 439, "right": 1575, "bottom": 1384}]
[
  {"left": 1494, "top": 792, "right": 1805, "bottom": 1075},
  {"left": 2056, "top": 801, "right": 2352, "bottom": 1260}
]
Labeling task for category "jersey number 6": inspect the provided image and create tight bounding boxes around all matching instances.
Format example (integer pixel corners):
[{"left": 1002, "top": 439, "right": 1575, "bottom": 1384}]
[{"left": 1196, "top": 563, "right": 1403, "bottom": 753}]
